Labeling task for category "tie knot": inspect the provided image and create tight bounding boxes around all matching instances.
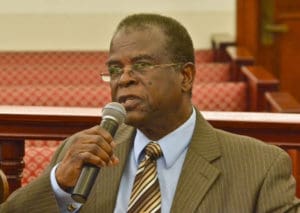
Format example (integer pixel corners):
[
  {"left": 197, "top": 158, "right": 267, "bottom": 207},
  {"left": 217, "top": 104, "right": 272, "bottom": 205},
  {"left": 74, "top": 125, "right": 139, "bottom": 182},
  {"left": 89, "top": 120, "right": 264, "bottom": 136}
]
[{"left": 145, "top": 142, "right": 162, "bottom": 160}]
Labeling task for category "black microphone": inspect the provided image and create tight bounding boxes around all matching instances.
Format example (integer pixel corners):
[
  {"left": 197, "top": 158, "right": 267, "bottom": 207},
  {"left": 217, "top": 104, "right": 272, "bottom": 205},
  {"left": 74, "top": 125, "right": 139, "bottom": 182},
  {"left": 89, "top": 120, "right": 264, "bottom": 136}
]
[{"left": 71, "top": 102, "right": 126, "bottom": 203}]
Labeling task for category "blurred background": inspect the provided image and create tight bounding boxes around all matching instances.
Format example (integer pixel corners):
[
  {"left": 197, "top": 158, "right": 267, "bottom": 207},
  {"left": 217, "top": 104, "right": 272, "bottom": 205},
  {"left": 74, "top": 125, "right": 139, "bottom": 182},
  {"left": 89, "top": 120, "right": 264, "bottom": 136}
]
[{"left": 0, "top": 0, "right": 235, "bottom": 50}]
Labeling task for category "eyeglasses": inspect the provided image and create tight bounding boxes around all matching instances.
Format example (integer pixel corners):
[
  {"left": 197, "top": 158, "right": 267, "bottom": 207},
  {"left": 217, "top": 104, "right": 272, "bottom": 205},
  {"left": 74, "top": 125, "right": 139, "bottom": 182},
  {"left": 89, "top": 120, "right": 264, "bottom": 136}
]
[{"left": 100, "top": 62, "right": 183, "bottom": 82}]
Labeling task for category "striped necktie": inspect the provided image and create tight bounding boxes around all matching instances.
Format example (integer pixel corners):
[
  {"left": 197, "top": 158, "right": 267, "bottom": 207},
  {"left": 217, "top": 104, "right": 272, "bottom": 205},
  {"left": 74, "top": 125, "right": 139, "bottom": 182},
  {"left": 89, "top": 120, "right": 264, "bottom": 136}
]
[{"left": 128, "top": 141, "right": 163, "bottom": 213}]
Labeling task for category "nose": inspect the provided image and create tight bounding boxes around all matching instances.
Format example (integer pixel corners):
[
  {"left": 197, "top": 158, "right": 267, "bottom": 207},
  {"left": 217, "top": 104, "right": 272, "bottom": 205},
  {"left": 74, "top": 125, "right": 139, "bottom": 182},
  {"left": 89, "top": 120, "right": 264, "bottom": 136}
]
[{"left": 117, "top": 66, "right": 138, "bottom": 87}]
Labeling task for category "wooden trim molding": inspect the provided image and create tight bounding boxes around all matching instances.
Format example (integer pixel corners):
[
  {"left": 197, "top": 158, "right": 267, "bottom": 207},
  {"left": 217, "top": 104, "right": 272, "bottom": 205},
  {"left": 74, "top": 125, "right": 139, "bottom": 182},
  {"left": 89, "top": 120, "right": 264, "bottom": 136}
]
[{"left": 0, "top": 106, "right": 300, "bottom": 194}]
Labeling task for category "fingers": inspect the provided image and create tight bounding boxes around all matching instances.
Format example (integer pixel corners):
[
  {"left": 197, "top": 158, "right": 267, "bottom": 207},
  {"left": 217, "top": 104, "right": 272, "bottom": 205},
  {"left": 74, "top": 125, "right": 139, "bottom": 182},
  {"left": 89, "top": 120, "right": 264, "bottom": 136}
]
[
  {"left": 69, "top": 130, "right": 118, "bottom": 165},
  {"left": 71, "top": 141, "right": 117, "bottom": 167},
  {"left": 55, "top": 125, "right": 120, "bottom": 189},
  {"left": 75, "top": 152, "right": 108, "bottom": 168},
  {"left": 82, "top": 125, "right": 113, "bottom": 142}
]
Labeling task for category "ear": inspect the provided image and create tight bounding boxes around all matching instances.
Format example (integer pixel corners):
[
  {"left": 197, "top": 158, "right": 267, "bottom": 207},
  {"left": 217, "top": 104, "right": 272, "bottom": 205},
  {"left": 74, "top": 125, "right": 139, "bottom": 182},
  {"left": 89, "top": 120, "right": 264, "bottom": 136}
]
[{"left": 180, "top": 62, "right": 195, "bottom": 92}]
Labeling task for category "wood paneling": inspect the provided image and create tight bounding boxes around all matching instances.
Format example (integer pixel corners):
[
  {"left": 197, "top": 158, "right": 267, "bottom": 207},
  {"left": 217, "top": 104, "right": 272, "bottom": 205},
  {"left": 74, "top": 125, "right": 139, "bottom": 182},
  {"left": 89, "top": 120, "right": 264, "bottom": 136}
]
[
  {"left": 236, "top": 0, "right": 300, "bottom": 101},
  {"left": 236, "top": 0, "right": 259, "bottom": 55}
]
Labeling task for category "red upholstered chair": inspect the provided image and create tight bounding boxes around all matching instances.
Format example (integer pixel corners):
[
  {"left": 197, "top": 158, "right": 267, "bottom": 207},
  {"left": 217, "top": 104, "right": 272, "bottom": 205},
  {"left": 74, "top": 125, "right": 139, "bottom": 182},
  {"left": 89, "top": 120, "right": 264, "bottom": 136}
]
[
  {"left": 22, "top": 141, "right": 60, "bottom": 185},
  {"left": 0, "top": 52, "right": 107, "bottom": 86},
  {"left": 0, "top": 85, "right": 111, "bottom": 107},
  {"left": 0, "top": 66, "right": 103, "bottom": 86},
  {"left": 0, "top": 51, "right": 108, "bottom": 67},
  {"left": 192, "top": 82, "right": 247, "bottom": 111},
  {"left": 194, "top": 63, "right": 230, "bottom": 83}
]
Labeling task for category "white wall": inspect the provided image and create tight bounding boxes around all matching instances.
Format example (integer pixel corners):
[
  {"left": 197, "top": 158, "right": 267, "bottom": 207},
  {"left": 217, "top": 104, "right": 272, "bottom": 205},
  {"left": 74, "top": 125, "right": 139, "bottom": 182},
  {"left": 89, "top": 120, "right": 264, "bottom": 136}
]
[{"left": 0, "top": 0, "right": 235, "bottom": 51}]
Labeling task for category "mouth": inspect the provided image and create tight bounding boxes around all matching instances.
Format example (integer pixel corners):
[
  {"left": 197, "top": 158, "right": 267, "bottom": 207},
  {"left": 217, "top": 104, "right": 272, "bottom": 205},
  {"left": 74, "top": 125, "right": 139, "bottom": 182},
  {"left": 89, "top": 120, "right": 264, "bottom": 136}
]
[{"left": 118, "top": 95, "right": 142, "bottom": 110}]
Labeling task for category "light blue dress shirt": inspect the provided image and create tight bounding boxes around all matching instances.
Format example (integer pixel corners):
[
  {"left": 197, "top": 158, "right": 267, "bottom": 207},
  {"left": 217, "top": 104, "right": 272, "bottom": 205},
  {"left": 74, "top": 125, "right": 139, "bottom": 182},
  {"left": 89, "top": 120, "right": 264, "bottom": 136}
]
[{"left": 51, "top": 108, "right": 196, "bottom": 212}]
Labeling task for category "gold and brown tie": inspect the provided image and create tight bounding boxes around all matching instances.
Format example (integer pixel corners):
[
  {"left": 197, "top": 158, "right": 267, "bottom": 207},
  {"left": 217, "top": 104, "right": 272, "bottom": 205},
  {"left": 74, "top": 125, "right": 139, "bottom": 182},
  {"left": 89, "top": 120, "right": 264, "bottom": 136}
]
[{"left": 127, "top": 142, "right": 163, "bottom": 213}]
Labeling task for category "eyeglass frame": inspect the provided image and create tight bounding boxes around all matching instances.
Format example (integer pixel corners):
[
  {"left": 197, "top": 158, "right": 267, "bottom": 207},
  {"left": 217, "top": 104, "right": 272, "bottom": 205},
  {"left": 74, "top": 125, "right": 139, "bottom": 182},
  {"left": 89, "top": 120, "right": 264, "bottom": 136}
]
[{"left": 100, "top": 62, "right": 183, "bottom": 82}]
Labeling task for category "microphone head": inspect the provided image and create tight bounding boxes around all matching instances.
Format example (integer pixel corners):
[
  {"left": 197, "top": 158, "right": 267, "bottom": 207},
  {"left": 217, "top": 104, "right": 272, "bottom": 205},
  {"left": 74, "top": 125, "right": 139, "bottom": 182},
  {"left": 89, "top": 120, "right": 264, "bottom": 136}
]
[{"left": 102, "top": 102, "right": 126, "bottom": 125}]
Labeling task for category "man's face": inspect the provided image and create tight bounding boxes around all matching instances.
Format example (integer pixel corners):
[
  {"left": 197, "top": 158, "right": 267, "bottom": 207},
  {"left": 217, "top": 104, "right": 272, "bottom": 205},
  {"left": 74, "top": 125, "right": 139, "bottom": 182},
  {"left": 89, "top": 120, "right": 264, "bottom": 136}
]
[{"left": 108, "top": 26, "right": 185, "bottom": 128}]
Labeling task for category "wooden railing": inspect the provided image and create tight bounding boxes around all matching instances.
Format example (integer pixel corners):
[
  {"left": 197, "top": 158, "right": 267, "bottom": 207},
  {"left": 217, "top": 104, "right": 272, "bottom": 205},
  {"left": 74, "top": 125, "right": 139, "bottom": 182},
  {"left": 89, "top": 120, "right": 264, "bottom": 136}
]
[
  {"left": 265, "top": 92, "right": 300, "bottom": 113},
  {"left": 226, "top": 46, "right": 255, "bottom": 81},
  {"left": 241, "top": 66, "right": 279, "bottom": 111},
  {"left": 223, "top": 44, "right": 300, "bottom": 112},
  {"left": 0, "top": 106, "right": 300, "bottom": 196}
]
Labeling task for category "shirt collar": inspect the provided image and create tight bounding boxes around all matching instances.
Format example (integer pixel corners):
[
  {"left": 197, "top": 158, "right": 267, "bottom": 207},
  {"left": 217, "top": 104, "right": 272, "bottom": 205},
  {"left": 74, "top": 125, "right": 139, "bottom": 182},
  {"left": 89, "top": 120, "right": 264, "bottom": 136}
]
[{"left": 133, "top": 108, "right": 196, "bottom": 168}]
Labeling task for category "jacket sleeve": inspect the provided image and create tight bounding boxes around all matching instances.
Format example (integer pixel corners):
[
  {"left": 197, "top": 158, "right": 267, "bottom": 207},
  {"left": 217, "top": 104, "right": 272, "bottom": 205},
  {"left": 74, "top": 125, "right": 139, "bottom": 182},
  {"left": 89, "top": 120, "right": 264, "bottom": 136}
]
[{"left": 256, "top": 149, "right": 300, "bottom": 213}]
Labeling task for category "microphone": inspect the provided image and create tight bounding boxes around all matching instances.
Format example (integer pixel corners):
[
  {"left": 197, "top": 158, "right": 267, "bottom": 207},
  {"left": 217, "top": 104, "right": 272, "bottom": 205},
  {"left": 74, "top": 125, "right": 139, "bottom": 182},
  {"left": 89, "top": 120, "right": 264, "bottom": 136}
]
[{"left": 71, "top": 102, "right": 126, "bottom": 203}]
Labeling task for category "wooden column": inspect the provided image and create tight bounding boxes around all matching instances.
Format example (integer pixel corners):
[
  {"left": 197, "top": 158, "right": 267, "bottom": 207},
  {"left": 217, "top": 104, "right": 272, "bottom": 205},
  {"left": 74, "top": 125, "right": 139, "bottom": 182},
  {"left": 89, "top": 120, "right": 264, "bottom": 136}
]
[{"left": 0, "top": 140, "right": 24, "bottom": 194}]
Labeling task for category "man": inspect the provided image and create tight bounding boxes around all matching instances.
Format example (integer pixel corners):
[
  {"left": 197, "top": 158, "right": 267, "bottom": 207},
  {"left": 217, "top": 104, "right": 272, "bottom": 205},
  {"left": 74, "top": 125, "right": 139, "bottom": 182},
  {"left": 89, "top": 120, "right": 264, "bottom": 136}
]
[{"left": 1, "top": 13, "right": 299, "bottom": 213}]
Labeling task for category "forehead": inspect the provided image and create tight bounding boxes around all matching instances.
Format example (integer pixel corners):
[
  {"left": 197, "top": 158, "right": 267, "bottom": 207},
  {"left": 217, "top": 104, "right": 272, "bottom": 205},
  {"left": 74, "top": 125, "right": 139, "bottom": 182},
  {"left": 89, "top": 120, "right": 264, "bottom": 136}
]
[{"left": 109, "top": 26, "right": 169, "bottom": 62}]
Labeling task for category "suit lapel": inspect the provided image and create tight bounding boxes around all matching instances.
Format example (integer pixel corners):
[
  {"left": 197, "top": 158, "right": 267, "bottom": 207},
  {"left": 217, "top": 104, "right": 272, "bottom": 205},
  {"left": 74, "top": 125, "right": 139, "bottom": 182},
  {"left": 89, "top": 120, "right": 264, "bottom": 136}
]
[
  {"left": 80, "top": 125, "right": 136, "bottom": 212},
  {"left": 171, "top": 110, "right": 221, "bottom": 212}
]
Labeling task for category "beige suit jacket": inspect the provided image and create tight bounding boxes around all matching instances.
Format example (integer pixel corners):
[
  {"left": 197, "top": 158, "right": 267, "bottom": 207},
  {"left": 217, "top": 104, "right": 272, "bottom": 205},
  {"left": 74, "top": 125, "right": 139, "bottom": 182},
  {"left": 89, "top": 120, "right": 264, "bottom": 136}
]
[{"left": 1, "top": 110, "right": 300, "bottom": 212}]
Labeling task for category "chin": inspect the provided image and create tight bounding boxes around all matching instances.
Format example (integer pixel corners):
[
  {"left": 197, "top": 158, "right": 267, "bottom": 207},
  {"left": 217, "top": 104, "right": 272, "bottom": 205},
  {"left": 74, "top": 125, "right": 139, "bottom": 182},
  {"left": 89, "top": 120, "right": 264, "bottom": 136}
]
[{"left": 124, "top": 111, "right": 147, "bottom": 128}]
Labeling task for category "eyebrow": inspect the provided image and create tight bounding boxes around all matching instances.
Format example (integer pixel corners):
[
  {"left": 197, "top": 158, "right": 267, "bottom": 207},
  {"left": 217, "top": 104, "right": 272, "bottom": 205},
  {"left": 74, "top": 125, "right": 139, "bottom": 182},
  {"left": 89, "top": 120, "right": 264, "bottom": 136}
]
[
  {"left": 105, "top": 60, "right": 121, "bottom": 67},
  {"left": 106, "top": 54, "right": 156, "bottom": 66},
  {"left": 131, "top": 54, "right": 156, "bottom": 63}
]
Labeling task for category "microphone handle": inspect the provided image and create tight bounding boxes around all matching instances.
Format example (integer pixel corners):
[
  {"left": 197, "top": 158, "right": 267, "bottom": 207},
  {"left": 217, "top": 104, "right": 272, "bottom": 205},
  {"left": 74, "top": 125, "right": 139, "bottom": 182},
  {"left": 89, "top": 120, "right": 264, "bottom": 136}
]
[{"left": 71, "top": 118, "right": 119, "bottom": 203}]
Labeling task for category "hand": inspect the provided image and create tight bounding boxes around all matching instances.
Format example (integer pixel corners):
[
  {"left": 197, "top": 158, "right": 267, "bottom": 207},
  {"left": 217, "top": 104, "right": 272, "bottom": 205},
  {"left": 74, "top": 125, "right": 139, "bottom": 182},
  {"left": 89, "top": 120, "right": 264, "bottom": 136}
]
[{"left": 55, "top": 125, "right": 119, "bottom": 190}]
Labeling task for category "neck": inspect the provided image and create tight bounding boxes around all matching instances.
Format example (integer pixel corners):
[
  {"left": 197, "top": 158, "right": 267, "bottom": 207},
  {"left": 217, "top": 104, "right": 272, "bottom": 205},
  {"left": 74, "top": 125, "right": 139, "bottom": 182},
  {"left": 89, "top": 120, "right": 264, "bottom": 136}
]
[{"left": 139, "top": 105, "right": 193, "bottom": 141}]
